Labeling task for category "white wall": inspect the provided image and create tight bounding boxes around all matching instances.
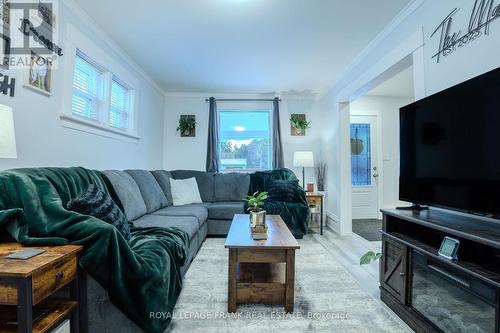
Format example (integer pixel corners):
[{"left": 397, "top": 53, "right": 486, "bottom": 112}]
[
  {"left": 350, "top": 96, "right": 413, "bottom": 210},
  {"left": 163, "top": 92, "right": 323, "bottom": 186},
  {"left": 0, "top": 1, "right": 165, "bottom": 171},
  {"left": 321, "top": 0, "right": 500, "bottom": 234}
]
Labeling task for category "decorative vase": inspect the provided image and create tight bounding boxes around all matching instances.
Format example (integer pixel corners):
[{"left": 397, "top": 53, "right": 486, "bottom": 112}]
[
  {"left": 249, "top": 210, "right": 267, "bottom": 240},
  {"left": 295, "top": 128, "right": 303, "bottom": 135},
  {"left": 307, "top": 183, "right": 314, "bottom": 192},
  {"left": 249, "top": 210, "right": 266, "bottom": 227},
  {"left": 184, "top": 129, "right": 191, "bottom": 136}
]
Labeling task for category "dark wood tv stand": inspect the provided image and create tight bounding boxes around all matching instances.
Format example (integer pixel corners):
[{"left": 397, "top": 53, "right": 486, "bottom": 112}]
[{"left": 380, "top": 208, "right": 500, "bottom": 333}]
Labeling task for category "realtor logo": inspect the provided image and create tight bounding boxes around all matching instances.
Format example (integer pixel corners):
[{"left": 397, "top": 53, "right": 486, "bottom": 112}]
[{"left": 0, "top": 0, "right": 61, "bottom": 69}]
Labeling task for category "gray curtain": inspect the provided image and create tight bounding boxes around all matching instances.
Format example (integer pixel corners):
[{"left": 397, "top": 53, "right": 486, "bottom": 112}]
[
  {"left": 272, "top": 97, "right": 285, "bottom": 169},
  {"left": 206, "top": 97, "right": 219, "bottom": 172}
]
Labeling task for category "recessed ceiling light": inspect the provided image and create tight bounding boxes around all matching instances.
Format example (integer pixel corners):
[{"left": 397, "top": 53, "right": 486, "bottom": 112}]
[{"left": 234, "top": 126, "right": 245, "bottom": 132}]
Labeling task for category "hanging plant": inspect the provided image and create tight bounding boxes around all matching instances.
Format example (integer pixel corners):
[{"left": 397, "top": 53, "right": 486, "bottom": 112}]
[
  {"left": 290, "top": 114, "right": 311, "bottom": 135},
  {"left": 177, "top": 116, "right": 196, "bottom": 137},
  {"left": 350, "top": 138, "right": 364, "bottom": 155}
]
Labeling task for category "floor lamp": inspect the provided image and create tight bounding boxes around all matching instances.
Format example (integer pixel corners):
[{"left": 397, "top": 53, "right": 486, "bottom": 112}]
[{"left": 293, "top": 151, "right": 314, "bottom": 190}]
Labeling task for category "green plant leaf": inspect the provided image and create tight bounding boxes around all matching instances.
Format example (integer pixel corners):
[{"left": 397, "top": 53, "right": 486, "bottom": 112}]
[
  {"left": 177, "top": 117, "right": 196, "bottom": 132},
  {"left": 246, "top": 191, "right": 269, "bottom": 211},
  {"left": 360, "top": 251, "right": 381, "bottom": 265},
  {"left": 290, "top": 115, "right": 311, "bottom": 131}
]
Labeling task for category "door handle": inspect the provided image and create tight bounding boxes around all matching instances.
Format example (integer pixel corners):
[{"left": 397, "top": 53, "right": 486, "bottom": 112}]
[{"left": 373, "top": 173, "right": 379, "bottom": 178}]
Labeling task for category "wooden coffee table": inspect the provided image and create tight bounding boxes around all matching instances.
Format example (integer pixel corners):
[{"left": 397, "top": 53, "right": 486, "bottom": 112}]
[{"left": 224, "top": 214, "right": 300, "bottom": 313}]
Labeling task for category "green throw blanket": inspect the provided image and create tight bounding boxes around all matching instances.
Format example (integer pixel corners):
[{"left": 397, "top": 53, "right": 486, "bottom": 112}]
[
  {"left": 0, "top": 167, "right": 189, "bottom": 333},
  {"left": 248, "top": 168, "right": 309, "bottom": 237}
]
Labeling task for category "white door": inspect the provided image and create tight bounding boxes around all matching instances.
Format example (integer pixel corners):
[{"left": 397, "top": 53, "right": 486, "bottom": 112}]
[{"left": 350, "top": 115, "right": 380, "bottom": 219}]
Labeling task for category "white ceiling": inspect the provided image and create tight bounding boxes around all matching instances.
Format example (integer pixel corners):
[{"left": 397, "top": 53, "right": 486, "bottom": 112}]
[
  {"left": 73, "top": 0, "right": 411, "bottom": 93},
  {"left": 367, "top": 66, "right": 414, "bottom": 98}
]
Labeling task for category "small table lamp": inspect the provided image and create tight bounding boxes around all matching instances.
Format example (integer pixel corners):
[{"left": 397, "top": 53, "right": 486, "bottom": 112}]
[
  {"left": 0, "top": 104, "right": 17, "bottom": 159},
  {"left": 293, "top": 151, "right": 314, "bottom": 189}
]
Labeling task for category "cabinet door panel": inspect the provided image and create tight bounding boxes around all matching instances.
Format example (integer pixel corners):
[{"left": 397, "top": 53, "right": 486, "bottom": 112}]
[{"left": 381, "top": 237, "right": 408, "bottom": 304}]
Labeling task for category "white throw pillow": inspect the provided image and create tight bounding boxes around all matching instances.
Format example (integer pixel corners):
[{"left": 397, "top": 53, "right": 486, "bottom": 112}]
[{"left": 169, "top": 177, "right": 203, "bottom": 206}]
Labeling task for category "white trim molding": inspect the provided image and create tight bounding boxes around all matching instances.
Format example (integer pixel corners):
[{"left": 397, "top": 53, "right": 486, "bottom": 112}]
[
  {"left": 326, "top": 210, "right": 340, "bottom": 234},
  {"left": 63, "top": 0, "right": 165, "bottom": 96},
  {"left": 334, "top": 0, "right": 426, "bottom": 90}
]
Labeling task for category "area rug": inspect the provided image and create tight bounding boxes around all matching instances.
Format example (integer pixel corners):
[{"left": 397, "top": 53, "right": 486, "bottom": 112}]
[
  {"left": 353, "top": 219, "right": 382, "bottom": 241},
  {"left": 166, "top": 236, "right": 408, "bottom": 333}
]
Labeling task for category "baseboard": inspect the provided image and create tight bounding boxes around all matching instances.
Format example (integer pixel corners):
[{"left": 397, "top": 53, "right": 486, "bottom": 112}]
[{"left": 326, "top": 210, "right": 340, "bottom": 234}]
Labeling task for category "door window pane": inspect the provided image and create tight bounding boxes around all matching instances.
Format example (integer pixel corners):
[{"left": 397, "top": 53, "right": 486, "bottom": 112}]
[
  {"left": 219, "top": 110, "right": 272, "bottom": 171},
  {"left": 351, "top": 123, "right": 371, "bottom": 186}
]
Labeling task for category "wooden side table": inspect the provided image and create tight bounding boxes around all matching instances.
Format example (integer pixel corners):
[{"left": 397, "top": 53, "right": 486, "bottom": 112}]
[
  {"left": 0, "top": 243, "right": 83, "bottom": 333},
  {"left": 306, "top": 192, "right": 325, "bottom": 235}
]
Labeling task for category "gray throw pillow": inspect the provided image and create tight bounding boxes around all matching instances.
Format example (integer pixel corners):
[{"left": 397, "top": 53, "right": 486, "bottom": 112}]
[{"left": 67, "top": 185, "right": 131, "bottom": 241}]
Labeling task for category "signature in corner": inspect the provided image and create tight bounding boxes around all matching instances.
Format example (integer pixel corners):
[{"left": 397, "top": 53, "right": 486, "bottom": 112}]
[{"left": 431, "top": 0, "right": 500, "bottom": 63}]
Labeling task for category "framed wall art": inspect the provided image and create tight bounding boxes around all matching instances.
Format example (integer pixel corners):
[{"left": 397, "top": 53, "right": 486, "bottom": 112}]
[{"left": 24, "top": 51, "right": 52, "bottom": 96}]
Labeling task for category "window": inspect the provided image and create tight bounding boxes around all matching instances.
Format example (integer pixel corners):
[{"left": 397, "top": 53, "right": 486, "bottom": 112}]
[
  {"left": 218, "top": 110, "right": 272, "bottom": 172},
  {"left": 71, "top": 51, "right": 104, "bottom": 121},
  {"left": 350, "top": 123, "right": 371, "bottom": 186},
  {"left": 70, "top": 49, "right": 134, "bottom": 134},
  {"left": 110, "top": 79, "right": 131, "bottom": 130}
]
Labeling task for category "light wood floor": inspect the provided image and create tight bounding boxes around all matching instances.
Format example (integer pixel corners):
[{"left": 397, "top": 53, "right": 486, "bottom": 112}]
[{"left": 309, "top": 227, "right": 413, "bottom": 332}]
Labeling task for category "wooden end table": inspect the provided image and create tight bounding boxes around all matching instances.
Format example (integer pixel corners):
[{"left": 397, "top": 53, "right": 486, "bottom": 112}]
[
  {"left": 306, "top": 192, "right": 325, "bottom": 235},
  {"left": 0, "top": 243, "right": 83, "bottom": 333},
  {"left": 224, "top": 214, "right": 300, "bottom": 313}
]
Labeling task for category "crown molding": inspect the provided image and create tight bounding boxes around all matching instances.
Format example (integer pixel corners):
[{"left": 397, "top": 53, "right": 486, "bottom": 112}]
[
  {"left": 331, "top": 0, "right": 425, "bottom": 92},
  {"left": 163, "top": 91, "right": 277, "bottom": 99},
  {"left": 63, "top": 0, "right": 165, "bottom": 96}
]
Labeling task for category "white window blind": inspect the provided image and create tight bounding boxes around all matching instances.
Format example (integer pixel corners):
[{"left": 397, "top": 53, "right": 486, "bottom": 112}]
[
  {"left": 71, "top": 51, "right": 104, "bottom": 121},
  {"left": 110, "top": 79, "right": 131, "bottom": 130}
]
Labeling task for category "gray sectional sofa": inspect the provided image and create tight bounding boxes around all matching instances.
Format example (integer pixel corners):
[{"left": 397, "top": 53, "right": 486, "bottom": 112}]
[{"left": 84, "top": 169, "right": 250, "bottom": 332}]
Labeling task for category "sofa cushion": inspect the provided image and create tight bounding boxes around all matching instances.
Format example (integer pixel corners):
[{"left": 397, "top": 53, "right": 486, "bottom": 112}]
[
  {"left": 151, "top": 170, "right": 174, "bottom": 206},
  {"left": 152, "top": 204, "right": 208, "bottom": 228},
  {"left": 207, "top": 201, "right": 245, "bottom": 220},
  {"left": 207, "top": 219, "right": 233, "bottom": 235},
  {"left": 171, "top": 170, "right": 215, "bottom": 202},
  {"left": 124, "top": 170, "right": 168, "bottom": 212},
  {"left": 67, "top": 184, "right": 131, "bottom": 241},
  {"left": 103, "top": 170, "right": 147, "bottom": 221},
  {"left": 214, "top": 172, "right": 250, "bottom": 202},
  {"left": 267, "top": 179, "right": 300, "bottom": 202},
  {"left": 132, "top": 214, "right": 199, "bottom": 256},
  {"left": 132, "top": 214, "right": 198, "bottom": 239}
]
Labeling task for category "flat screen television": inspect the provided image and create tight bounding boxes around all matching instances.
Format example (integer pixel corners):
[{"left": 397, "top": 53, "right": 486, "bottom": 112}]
[{"left": 399, "top": 67, "right": 500, "bottom": 217}]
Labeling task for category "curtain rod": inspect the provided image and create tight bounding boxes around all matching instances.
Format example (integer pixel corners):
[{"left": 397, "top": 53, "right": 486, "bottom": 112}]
[{"left": 205, "top": 98, "right": 281, "bottom": 102}]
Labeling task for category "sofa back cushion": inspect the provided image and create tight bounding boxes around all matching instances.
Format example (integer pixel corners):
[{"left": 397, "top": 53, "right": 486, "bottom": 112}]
[
  {"left": 171, "top": 170, "right": 215, "bottom": 202},
  {"left": 151, "top": 170, "right": 174, "bottom": 206},
  {"left": 248, "top": 168, "right": 299, "bottom": 194},
  {"left": 103, "top": 170, "right": 147, "bottom": 221},
  {"left": 214, "top": 172, "right": 250, "bottom": 202},
  {"left": 124, "top": 170, "right": 168, "bottom": 212}
]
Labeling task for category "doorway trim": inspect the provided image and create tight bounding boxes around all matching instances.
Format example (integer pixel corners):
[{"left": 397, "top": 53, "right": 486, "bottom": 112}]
[{"left": 335, "top": 28, "right": 425, "bottom": 236}]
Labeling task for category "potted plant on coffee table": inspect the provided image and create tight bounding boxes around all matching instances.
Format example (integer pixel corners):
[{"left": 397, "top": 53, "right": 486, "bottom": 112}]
[{"left": 246, "top": 191, "right": 269, "bottom": 239}]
